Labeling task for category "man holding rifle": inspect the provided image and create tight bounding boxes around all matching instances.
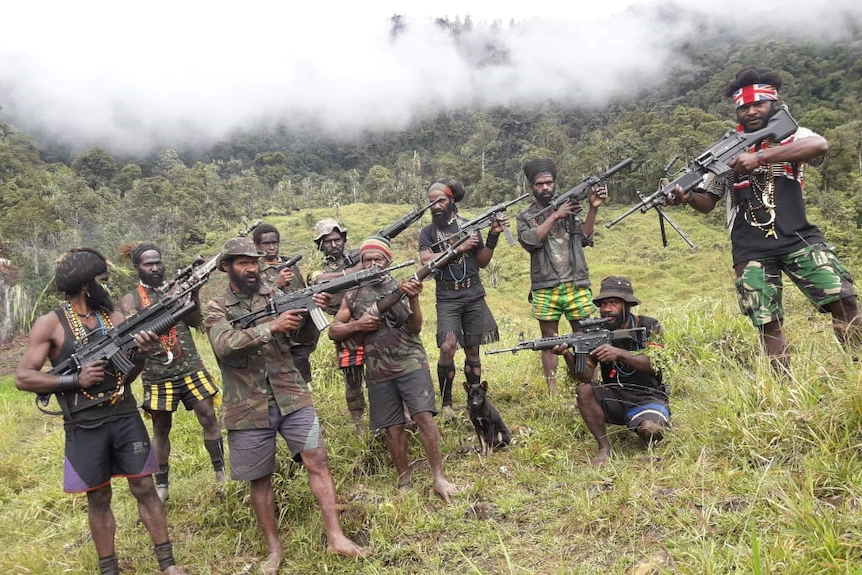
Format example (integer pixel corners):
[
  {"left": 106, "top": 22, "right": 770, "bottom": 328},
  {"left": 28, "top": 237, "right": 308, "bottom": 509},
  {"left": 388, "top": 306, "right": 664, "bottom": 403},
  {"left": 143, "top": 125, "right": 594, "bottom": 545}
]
[
  {"left": 120, "top": 242, "right": 224, "bottom": 504},
  {"left": 330, "top": 237, "right": 460, "bottom": 502},
  {"left": 665, "top": 67, "right": 860, "bottom": 370},
  {"left": 418, "top": 179, "right": 507, "bottom": 417},
  {"left": 552, "top": 276, "right": 669, "bottom": 466},
  {"left": 517, "top": 159, "right": 608, "bottom": 395},
  {"left": 204, "top": 238, "right": 367, "bottom": 572},
  {"left": 16, "top": 248, "right": 184, "bottom": 575},
  {"left": 253, "top": 223, "right": 318, "bottom": 383}
]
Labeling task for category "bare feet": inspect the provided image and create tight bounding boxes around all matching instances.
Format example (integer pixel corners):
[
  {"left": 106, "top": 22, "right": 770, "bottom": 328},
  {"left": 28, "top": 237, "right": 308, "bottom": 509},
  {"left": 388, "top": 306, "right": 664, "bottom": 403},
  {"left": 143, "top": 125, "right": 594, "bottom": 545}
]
[
  {"left": 546, "top": 376, "right": 559, "bottom": 396},
  {"left": 326, "top": 534, "right": 370, "bottom": 557},
  {"left": 433, "top": 478, "right": 462, "bottom": 504},
  {"left": 156, "top": 484, "right": 170, "bottom": 504},
  {"left": 215, "top": 470, "right": 227, "bottom": 483},
  {"left": 162, "top": 566, "right": 186, "bottom": 575},
  {"left": 397, "top": 478, "right": 413, "bottom": 496},
  {"left": 590, "top": 447, "right": 612, "bottom": 466},
  {"left": 262, "top": 548, "right": 284, "bottom": 575}
]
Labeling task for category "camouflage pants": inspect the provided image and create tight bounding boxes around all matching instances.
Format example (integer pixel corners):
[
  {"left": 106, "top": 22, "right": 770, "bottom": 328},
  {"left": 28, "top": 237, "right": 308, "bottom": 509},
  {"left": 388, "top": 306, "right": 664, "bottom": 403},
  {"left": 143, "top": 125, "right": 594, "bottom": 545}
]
[{"left": 734, "top": 243, "right": 856, "bottom": 327}]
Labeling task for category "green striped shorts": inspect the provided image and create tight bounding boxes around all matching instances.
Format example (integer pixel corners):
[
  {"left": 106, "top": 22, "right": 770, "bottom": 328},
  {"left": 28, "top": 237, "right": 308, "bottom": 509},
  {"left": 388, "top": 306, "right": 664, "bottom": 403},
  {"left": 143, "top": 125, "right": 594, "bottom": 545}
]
[{"left": 530, "top": 282, "right": 595, "bottom": 322}]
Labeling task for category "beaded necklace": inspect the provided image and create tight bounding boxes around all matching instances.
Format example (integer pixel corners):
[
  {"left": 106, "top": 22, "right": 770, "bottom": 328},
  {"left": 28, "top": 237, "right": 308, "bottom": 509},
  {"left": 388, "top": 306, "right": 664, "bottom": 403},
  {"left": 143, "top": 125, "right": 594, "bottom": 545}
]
[
  {"left": 62, "top": 301, "right": 124, "bottom": 404},
  {"left": 138, "top": 284, "right": 179, "bottom": 360},
  {"left": 743, "top": 142, "right": 778, "bottom": 239},
  {"left": 435, "top": 217, "right": 468, "bottom": 283}
]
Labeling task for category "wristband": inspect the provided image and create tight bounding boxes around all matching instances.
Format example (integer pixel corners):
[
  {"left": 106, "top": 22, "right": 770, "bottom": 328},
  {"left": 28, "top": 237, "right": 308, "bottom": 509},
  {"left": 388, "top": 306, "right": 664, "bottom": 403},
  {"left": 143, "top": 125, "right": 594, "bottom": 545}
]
[
  {"left": 485, "top": 232, "right": 500, "bottom": 249},
  {"left": 756, "top": 150, "right": 766, "bottom": 166},
  {"left": 57, "top": 373, "right": 80, "bottom": 393}
]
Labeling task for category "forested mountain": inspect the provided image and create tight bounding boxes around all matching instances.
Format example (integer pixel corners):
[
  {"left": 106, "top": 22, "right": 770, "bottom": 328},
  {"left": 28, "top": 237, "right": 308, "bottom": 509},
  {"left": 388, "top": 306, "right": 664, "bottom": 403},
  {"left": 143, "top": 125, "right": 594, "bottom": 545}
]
[{"left": 1, "top": 30, "right": 861, "bottom": 338}]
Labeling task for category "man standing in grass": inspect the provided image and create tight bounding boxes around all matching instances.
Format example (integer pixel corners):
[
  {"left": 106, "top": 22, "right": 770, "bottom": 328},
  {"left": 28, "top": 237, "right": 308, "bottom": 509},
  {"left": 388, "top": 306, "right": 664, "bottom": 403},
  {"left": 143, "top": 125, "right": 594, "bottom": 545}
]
[
  {"left": 517, "top": 159, "right": 607, "bottom": 395},
  {"left": 120, "top": 242, "right": 225, "bottom": 504},
  {"left": 308, "top": 217, "right": 369, "bottom": 434},
  {"left": 665, "top": 66, "right": 860, "bottom": 370},
  {"left": 204, "top": 238, "right": 367, "bottom": 574},
  {"left": 16, "top": 248, "right": 185, "bottom": 575},
  {"left": 555, "top": 276, "right": 669, "bottom": 465},
  {"left": 253, "top": 223, "right": 317, "bottom": 383},
  {"left": 329, "top": 237, "right": 461, "bottom": 503},
  {"left": 419, "top": 179, "right": 505, "bottom": 416}
]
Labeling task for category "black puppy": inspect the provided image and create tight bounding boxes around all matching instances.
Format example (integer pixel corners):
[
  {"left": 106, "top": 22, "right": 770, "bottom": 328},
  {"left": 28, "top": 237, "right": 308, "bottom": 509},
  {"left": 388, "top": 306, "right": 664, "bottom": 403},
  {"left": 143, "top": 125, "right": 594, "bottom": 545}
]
[{"left": 464, "top": 381, "right": 512, "bottom": 456}]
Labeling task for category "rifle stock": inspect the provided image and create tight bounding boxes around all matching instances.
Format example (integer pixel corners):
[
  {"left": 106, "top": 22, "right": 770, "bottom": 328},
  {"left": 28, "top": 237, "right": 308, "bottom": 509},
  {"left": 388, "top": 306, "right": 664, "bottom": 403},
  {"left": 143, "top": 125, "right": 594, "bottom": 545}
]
[
  {"left": 342, "top": 201, "right": 436, "bottom": 268},
  {"left": 606, "top": 106, "right": 799, "bottom": 230},
  {"left": 231, "top": 260, "right": 415, "bottom": 330}
]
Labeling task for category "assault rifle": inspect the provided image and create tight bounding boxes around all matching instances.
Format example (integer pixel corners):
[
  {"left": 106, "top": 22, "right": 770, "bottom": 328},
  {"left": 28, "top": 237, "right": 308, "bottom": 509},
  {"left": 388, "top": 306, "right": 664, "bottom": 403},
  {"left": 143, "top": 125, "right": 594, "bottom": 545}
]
[
  {"left": 534, "top": 157, "right": 633, "bottom": 219},
  {"left": 338, "top": 230, "right": 486, "bottom": 351},
  {"left": 484, "top": 317, "right": 647, "bottom": 374},
  {"left": 342, "top": 200, "right": 437, "bottom": 268},
  {"left": 230, "top": 260, "right": 415, "bottom": 330},
  {"left": 38, "top": 279, "right": 205, "bottom": 413},
  {"left": 239, "top": 219, "right": 263, "bottom": 237},
  {"left": 606, "top": 105, "right": 800, "bottom": 229},
  {"left": 430, "top": 193, "right": 530, "bottom": 249}
]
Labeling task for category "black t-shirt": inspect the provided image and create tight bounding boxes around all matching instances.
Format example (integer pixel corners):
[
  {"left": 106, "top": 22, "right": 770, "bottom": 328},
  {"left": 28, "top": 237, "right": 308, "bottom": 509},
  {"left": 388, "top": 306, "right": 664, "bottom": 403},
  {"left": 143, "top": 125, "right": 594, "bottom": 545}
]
[
  {"left": 707, "top": 127, "right": 825, "bottom": 264},
  {"left": 598, "top": 315, "right": 665, "bottom": 395},
  {"left": 418, "top": 217, "right": 485, "bottom": 302}
]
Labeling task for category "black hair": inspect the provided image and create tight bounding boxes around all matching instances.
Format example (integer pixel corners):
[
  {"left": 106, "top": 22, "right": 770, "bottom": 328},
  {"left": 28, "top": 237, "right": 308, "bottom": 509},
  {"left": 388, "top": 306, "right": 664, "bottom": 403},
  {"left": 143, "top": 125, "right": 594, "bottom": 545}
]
[
  {"left": 252, "top": 224, "right": 279, "bottom": 244},
  {"left": 725, "top": 67, "right": 783, "bottom": 98}
]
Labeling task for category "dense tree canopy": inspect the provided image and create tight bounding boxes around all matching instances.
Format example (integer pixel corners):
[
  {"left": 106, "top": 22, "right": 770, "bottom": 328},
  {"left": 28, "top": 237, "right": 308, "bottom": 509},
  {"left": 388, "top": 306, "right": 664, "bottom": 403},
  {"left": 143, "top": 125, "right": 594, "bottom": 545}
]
[{"left": 1, "top": 37, "right": 861, "bottom": 328}]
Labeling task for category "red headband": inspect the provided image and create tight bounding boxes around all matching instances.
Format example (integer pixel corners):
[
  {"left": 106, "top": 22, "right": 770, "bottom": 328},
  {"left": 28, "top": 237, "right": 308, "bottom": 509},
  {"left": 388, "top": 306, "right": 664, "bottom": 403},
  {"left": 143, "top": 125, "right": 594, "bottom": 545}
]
[{"left": 732, "top": 84, "right": 778, "bottom": 108}]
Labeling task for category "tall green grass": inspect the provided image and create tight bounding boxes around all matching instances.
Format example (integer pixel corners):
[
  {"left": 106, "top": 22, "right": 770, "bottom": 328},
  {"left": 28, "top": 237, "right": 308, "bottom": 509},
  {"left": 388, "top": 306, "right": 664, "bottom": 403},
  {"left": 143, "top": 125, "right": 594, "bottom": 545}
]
[{"left": 0, "top": 204, "right": 858, "bottom": 574}]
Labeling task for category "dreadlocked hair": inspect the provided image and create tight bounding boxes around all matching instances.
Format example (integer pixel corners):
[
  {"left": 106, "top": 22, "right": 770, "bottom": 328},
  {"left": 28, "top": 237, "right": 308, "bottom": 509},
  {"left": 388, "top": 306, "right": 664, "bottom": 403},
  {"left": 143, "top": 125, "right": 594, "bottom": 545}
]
[
  {"left": 434, "top": 178, "right": 466, "bottom": 203},
  {"left": 118, "top": 242, "right": 160, "bottom": 266},
  {"left": 725, "top": 67, "right": 783, "bottom": 98},
  {"left": 252, "top": 224, "right": 279, "bottom": 244}
]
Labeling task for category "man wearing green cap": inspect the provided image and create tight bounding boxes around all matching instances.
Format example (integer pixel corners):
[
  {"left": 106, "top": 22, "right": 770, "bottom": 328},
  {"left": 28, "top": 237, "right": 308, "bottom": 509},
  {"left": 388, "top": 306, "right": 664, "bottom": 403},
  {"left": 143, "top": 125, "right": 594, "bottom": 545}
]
[
  {"left": 554, "top": 276, "right": 669, "bottom": 466},
  {"left": 204, "top": 237, "right": 367, "bottom": 573},
  {"left": 308, "top": 217, "right": 369, "bottom": 434}
]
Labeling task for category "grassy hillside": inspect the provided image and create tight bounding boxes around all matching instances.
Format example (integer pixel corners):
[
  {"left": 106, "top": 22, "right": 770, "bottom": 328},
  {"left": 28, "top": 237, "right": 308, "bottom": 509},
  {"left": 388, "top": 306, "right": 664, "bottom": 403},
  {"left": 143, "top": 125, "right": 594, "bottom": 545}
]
[{"left": 1, "top": 203, "right": 859, "bottom": 574}]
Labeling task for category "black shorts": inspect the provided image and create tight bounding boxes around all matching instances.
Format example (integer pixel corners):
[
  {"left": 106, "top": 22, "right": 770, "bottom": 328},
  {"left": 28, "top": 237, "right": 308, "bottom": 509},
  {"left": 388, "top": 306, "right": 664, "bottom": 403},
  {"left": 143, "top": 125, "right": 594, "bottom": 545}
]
[
  {"left": 367, "top": 369, "right": 437, "bottom": 430},
  {"left": 435, "top": 297, "right": 499, "bottom": 348},
  {"left": 63, "top": 414, "right": 158, "bottom": 492},
  {"left": 590, "top": 383, "right": 670, "bottom": 431}
]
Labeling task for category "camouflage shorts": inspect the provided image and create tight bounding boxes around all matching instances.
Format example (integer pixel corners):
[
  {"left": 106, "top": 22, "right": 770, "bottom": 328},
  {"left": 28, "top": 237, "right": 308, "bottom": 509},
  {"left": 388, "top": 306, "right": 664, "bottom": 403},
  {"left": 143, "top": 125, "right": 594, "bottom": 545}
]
[{"left": 734, "top": 243, "right": 856, "bottom": 327}]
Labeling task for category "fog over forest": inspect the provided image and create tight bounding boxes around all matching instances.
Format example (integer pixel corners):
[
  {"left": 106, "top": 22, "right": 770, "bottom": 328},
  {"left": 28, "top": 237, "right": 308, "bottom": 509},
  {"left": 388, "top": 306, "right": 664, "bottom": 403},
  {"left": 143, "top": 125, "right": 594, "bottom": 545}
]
[{"left": 1, "top": 0, "right": 860, "bottom": 153}]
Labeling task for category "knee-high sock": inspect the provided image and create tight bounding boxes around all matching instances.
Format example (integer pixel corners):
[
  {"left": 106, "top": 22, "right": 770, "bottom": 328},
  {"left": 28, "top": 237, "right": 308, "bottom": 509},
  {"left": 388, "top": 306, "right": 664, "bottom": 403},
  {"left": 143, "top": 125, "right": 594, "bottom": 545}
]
[
  {"left": 204, "top": 438, "right": 225, "bottom": 472},
  {"left": 464, "top": 360, "right": 482, "bottom": 385},
  {"left": 437, "top": 363, "right": 456, "bottom": 406}
]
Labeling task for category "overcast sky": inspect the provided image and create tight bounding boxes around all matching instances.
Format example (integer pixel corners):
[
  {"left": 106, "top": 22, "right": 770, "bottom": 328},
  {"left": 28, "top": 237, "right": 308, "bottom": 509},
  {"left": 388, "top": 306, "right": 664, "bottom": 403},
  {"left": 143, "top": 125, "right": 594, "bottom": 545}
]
[{"left": 1, "top": 0, "right": 859, "bottom": 152}]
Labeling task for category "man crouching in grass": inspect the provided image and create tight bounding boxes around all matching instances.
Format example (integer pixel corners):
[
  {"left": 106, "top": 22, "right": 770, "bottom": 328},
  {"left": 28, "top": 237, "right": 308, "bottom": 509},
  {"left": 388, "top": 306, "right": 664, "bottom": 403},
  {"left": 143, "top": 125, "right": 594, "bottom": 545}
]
[
  {"left": 329, "top": 236, "right": 461, "bottom": 503},
  {"left": 554, "top": 276, "right": 670, "bottom": 465},
  {"left": 204, "top": 238, "right": 368, "bottom": 574}
]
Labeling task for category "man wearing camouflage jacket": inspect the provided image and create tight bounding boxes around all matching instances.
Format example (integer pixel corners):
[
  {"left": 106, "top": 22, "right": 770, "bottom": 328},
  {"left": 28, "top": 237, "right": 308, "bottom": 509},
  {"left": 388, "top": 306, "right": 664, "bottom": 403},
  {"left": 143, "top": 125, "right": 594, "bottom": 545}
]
[{"left": 204, "top": 237, "right": 367, "bottom": 574}]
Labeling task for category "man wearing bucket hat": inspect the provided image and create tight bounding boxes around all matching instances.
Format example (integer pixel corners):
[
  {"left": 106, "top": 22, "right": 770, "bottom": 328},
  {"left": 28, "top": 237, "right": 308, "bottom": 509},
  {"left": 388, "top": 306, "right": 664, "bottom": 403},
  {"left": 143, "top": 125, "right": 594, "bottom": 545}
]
[
  {"left": 554, "top": 276, "right": 669, "bottom": 466},
  {"left": 204, "top": 238, "right": 367, "bottom": 571},
  {"left": 308, "top": 218, "right": 369, "bottom": 434},
  {"left": 665, "top": 66, "right": 859, "bottom": 371}
]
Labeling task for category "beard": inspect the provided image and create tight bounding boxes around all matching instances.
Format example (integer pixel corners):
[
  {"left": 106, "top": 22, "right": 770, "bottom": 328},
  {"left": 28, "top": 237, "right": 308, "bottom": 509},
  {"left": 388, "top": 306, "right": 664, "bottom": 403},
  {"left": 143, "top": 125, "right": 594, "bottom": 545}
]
[
  {"left": 600, "top": 308, "right": 626, "bottom": 330},
  {"left": 139, "top": 269, "right": 165, "bottom": 288},
  {"left": 432, "top": 205, "right": 455, "bottom": 228},
  {"left": 86, "top": 281, "right": 115, "bottom": 313},
  {"left": 228, "top": 268, "right": 261, "bottom": 297}
]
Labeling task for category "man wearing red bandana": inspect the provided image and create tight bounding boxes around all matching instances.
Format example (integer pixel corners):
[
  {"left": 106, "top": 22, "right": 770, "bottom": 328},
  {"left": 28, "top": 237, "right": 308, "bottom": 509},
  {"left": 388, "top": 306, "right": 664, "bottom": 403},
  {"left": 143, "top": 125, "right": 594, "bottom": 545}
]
[{"left": 666, "top": 66, "right": 860, "bottom": 370}]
